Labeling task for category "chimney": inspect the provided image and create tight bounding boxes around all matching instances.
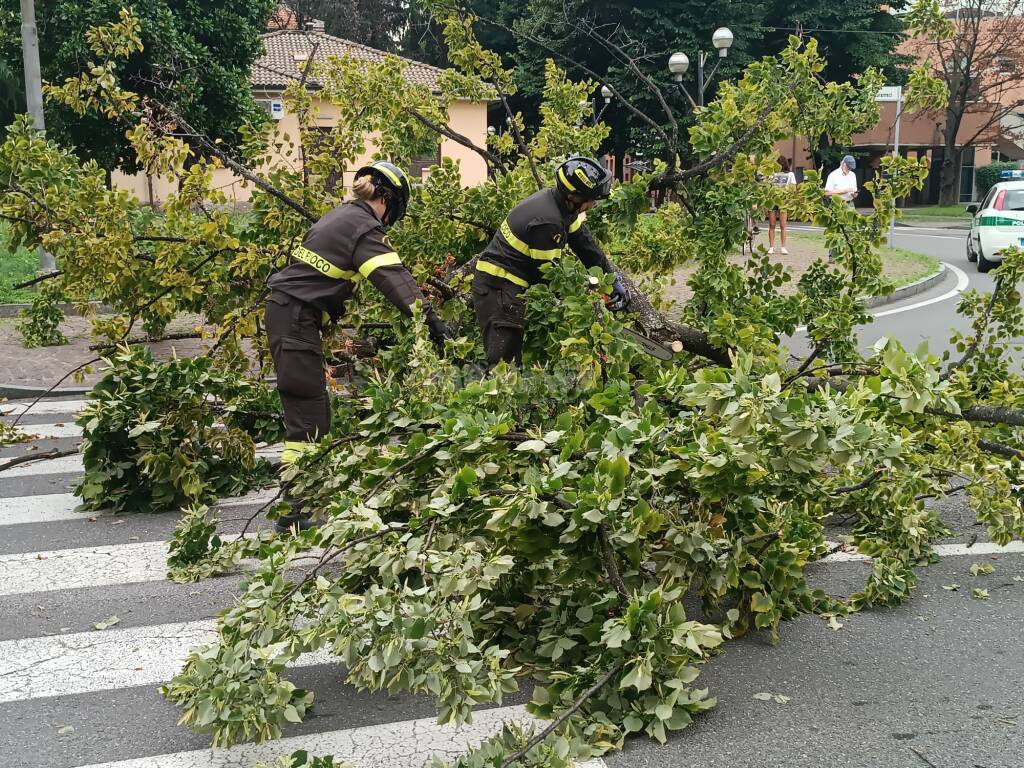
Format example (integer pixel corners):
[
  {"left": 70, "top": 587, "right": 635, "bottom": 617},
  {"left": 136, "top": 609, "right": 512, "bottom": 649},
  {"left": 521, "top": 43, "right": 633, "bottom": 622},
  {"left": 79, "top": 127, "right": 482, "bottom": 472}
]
[{"left": 307, "top": 19, "right": 325, "bottom": 32}]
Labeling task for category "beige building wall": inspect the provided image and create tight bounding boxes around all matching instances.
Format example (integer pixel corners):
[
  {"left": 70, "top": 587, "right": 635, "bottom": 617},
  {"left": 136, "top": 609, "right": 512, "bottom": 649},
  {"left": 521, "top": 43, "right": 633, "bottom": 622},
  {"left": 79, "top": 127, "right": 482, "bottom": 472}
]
[{"left": 116, "top": 95, "right": 490, "bottom": 206}]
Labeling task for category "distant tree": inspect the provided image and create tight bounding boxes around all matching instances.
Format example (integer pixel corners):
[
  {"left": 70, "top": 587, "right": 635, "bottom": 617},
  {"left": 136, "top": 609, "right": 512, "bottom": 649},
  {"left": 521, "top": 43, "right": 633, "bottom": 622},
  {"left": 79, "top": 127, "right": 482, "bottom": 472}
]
[
  {"left": 0, "top": 0, "right": 275, "bottom": 172},
  {"left": 909, "top": 0, "right": 1024, "bottom": 205},
  {"left": 277, "top": 1, "right": 407, "bottom": 51}
]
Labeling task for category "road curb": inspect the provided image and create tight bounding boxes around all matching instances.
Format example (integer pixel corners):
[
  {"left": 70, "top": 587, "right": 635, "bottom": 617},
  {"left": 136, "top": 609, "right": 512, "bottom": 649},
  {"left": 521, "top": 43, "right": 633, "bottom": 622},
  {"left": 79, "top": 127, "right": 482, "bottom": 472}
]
[
  {"left": 862, "top": 263, "right": 947, "bottom": 310},
  {"left": 0, "top": 302, "right": 112, "bottom": 319},
  {"left": 0, "top": 382, "right": 92, "bottom": 400}
]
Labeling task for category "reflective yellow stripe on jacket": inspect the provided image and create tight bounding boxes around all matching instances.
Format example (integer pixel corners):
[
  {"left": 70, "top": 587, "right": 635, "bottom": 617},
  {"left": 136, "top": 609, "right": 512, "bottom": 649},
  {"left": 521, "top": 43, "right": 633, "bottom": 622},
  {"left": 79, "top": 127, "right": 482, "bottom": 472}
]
[
  {"left": 568, "top": 212, "right": 586, "bottom": 233},
  {"left": 294, "top": 245, "right": 361, "bottom": 281},
  {"left": 358, "top": 252, "right": 403, "bottom": 279},
  {"left": 499, "top": 219, "right": 562, "bottom": 261},
  {"left": 476, "top": 260, "right": 529, "bottom": 288}
]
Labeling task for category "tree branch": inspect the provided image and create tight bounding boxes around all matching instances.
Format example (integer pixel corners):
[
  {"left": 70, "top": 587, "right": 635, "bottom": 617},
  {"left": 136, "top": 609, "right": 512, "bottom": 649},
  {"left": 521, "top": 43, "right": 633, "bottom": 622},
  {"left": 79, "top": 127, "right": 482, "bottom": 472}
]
[
  {"left": 597, "top": 523, "right": 628, "bottom": 603},
  {"left": 499, "top": 661, "right": 625, "bottom": 768},
  {"left": 977, "top": 438, "right": 1024, "bottom": 460},
  {"left": 13, "top": 270, "right": 62, "bottom": 290},
  {"left": 405, "top": 106, "right": 506, "bottom": 172}
]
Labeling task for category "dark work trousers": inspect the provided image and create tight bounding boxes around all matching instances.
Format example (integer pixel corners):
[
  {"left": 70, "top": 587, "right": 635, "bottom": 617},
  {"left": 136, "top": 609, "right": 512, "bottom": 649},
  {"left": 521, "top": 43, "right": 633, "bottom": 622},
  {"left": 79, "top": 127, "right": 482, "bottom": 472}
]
[
  {"left": 472, "top": 271, "right": 527, "bottom": 367},
  {"left": 265, "top": 291, "right": 331, "bottom": 447}
]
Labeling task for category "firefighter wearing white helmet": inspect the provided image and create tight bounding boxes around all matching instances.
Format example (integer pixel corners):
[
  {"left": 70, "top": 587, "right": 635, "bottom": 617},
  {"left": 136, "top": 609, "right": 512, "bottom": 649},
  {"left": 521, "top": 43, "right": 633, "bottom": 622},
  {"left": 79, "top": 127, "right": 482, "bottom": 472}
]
[{"left": 472, "top": 155, "right": 631, "bottom": 365}]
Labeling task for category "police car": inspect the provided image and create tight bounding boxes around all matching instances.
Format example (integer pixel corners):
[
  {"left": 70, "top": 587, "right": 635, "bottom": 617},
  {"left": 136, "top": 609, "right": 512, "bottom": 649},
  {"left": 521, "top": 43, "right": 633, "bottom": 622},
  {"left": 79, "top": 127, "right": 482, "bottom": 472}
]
[{"left": 967, "top": 169, "right": 1024, "bottom": 272}]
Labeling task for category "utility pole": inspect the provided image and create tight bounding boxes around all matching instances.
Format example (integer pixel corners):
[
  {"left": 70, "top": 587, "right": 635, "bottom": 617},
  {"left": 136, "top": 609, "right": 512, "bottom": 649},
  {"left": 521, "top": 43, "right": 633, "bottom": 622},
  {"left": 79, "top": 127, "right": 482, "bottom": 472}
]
[{"left": 19, "top": 0, "right": 55, "bottom": 272}]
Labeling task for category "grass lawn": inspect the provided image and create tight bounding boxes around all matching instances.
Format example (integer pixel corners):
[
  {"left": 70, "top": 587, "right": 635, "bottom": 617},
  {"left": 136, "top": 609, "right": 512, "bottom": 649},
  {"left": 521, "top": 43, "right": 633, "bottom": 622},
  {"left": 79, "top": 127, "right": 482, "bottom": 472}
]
[
  {"left": 791, "top": 232, "right": 940, "bottom": 287},
  {"left": 0, "top": 224, "right": 39, "bottom": 304},
  {"left": 662, "top": 230, "right": 942, "bottom": 311},
  {"left": 898, "top": 204, "right": 973, "bottom": 219}
]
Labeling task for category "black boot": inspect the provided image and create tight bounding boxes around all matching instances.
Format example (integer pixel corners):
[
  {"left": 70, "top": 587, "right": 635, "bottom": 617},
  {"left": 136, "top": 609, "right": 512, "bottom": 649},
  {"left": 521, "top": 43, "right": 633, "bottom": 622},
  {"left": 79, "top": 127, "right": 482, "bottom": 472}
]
[{"left": 274, "top": 486, "right": 315, "bottom": 535}]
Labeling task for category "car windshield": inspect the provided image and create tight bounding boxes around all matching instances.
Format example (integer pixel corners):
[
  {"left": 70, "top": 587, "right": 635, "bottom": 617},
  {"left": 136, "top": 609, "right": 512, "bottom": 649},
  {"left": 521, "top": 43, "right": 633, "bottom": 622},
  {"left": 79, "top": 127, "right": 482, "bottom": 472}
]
[{"left": 1002, "top": 190, "right": 1024, "bottom": 211}]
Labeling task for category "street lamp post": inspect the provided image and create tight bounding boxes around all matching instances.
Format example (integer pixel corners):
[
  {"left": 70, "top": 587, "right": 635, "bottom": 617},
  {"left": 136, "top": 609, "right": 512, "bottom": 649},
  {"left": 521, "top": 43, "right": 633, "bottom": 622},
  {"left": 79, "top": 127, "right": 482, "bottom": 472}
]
[
  {"left": 669, "top": 27, "right": 734, "bottom": 108},
  {"left": 596, "top": 85, "right": 613, "bottom": 123},
  {"left": 19, "top": 0, "right": 55, "bottom": 272}
]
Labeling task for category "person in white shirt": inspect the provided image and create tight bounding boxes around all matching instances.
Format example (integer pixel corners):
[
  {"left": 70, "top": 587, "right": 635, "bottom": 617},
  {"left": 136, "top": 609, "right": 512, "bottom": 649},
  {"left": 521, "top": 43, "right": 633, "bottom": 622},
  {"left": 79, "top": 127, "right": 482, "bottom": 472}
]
[
  {"left": 824, "top": 154, "right": 858, "bottom": 205},
  {"left": 767, "top": 157, "right": 797, "bottom": 255}
]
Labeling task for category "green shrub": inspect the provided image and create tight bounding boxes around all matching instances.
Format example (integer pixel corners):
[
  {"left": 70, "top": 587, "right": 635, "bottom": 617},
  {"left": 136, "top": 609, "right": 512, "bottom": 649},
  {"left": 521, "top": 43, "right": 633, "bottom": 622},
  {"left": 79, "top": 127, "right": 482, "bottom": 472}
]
[
  {"left": 16, "top": 284, "right": 68, "bottom": 348},
  {"left": 75, "top": 346, "right": 282, "bottom": 513},
  {"left": 975, "top": 161, "right": 1019, "bottom": 198}
]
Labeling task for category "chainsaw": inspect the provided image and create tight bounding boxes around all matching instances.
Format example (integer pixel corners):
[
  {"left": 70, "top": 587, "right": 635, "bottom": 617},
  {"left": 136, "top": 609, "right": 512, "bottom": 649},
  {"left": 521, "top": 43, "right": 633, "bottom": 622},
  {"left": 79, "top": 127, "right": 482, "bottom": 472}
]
[{"left": 585, "top": 276, "right": 677, "bottom": 361}]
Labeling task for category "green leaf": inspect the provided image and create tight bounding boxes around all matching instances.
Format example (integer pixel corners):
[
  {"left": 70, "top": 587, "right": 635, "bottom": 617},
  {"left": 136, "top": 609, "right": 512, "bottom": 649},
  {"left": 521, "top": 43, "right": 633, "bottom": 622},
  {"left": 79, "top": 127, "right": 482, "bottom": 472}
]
[
  {"left": 752, "top": 692, "right": 773, "bottom": 701},
  {"left": 283, "top": 705, "right": 302, "bottom": 723},
  {"left": 620, "top": 659, "right": 653, "bottom": 692},
  {"left": 970, "top": 563, "right": 994, "bottom": 576},
  {"left": 972, "top": 588, "right": 990, "bottom": 600},
  {"left": 750, "top": 593, "right": 774, "bottom": 613},
  {"left": 93, "top": 615, "right": 120, "bottom": 631},
  {"left": 514, "top": 439, "right": 547, "bottom": 453}
]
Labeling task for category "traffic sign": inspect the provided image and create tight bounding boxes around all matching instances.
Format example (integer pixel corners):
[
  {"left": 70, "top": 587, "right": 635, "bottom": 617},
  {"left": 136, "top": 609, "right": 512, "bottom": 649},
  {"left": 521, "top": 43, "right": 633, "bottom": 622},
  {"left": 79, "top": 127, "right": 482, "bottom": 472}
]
[{"left": 876, "top": 85, "right": 903, "bottom": 102}]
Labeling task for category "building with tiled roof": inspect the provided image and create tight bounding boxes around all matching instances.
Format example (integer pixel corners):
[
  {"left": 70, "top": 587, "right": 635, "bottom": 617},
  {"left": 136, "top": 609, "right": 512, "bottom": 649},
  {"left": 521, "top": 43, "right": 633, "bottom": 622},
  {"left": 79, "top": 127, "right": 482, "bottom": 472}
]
[
  {"left": 113, "top": 24, "right": 489, "bottom": 205},
  {"left": 253, "top": 30, "right": 447, "bottom": 93}
]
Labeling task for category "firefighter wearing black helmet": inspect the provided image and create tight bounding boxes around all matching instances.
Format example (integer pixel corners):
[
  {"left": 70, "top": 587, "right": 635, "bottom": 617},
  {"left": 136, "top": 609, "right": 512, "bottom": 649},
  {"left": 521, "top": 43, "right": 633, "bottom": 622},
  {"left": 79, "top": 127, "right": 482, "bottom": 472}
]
[
  {"left": 473, "top": 155, "right": 631, "bottom": 366},
  {"left": 265, "top": 160, "right": 452, "bottom": 533}
]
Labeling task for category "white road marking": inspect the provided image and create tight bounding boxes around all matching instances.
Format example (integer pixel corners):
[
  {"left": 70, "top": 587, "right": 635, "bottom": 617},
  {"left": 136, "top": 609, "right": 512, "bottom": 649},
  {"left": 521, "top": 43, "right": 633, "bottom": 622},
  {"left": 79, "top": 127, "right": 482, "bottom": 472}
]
[
  {"left": 0, "top": 487, "right": 279, "bottom": 526},
  {"left": 794, "top": 262, "right": 970, "bottom": 333},
  {"left": 0, "top": 621, "right": 605, "bottom": 768},
  {"left": 0, "top": 540, "right": 194, "bottom": 596},
  {"left": 0, "top": 618, "right": 333, "bottom": 703},
  {"left": 0, "top": 399, "right": 88, "bottom": 417},
  {"left": 871, "top": 262, "right": 970, "bottom": 319},
  {"left": 75, "top": 704, "right": 607, "bottom": 768},
  {"left": 0, "top": 445, "right": 283, "bottom": 477},
  {"left": 822, "top": 539, "right": 1024, "bottom": 563},
  {"left": 2, "top": 421, "right": 82, "bottom": 439}
]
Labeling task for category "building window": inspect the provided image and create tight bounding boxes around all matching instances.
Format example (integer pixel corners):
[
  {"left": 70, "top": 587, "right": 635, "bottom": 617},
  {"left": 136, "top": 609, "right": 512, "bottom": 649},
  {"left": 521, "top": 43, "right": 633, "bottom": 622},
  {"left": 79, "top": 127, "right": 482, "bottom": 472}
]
[
  {"left": 409, "top": 149, "right": 442, "bottom": 179},
  {"left": 959, "top": 146, "right": 976, "bottom": 202}
]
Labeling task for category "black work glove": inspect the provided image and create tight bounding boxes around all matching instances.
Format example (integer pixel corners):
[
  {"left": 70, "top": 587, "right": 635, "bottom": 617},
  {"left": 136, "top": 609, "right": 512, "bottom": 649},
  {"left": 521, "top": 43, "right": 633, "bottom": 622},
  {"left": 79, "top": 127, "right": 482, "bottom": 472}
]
[
  {"left": 426, "top": 314, "right": 454, "bottom": 350},
  {"left": 607, "top": 276, "right": 631, "bottom": 312}
]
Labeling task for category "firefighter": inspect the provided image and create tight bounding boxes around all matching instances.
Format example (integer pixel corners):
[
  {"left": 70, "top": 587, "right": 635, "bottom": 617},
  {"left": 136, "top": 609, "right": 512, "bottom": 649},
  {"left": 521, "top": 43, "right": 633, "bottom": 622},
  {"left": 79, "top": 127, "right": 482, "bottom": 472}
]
[
  {"left": 265, "top": 161, "right": 451, "bottom": 533},
  {"left": 472, "top": 155, "right": 630, "bottom": 366}
]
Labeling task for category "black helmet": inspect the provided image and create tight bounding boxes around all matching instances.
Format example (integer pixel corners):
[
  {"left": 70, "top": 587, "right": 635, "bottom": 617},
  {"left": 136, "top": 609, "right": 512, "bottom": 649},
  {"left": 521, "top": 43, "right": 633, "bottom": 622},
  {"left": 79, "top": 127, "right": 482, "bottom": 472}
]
[
  {"left": 354, "top": 160, "right": 411, "bottom": 226},
  {"left": 554, "top": 155, "right": 612, "bottom": 202}
]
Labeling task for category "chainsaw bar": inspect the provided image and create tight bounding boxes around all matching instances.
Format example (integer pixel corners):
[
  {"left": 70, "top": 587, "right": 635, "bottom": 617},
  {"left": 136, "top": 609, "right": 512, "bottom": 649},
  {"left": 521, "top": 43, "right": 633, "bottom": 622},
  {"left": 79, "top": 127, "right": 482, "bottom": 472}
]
[{"left": 622, "top": 328, "right": 675, "bottom": 360}]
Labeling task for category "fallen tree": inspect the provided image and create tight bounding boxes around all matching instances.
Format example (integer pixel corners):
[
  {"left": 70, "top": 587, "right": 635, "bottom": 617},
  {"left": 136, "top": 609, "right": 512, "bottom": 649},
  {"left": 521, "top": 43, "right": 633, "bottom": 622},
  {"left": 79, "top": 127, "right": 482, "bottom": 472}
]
[{"left": 0, "top": 2, "right": 1021, "bottom": 765}]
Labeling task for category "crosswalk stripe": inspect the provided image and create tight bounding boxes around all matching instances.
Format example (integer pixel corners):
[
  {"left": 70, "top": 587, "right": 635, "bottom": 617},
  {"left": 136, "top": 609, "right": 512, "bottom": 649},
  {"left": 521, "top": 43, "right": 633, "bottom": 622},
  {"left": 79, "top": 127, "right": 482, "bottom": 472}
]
[
  {"left": 0, "top": 398, "right": 88, "bottom": 416},
  {"left": 0, "top": 445, "right": 284, "bottom": 477},
  {"left": 73, "top": 704, "right": 607, "bottom": 768},
  {"left": 1, "top": 488, "right": 279, "bottom": 526},
  {"left": 0, "top": 540, "right": 187, "bottom": 596},
  {"left": 3, "top": 421, "right": 82, "bottom": 439},
  {"left": 821, "top": 540, "right": 1024, "bottom": 562},
  {"left": 0, "top": 618, "right": 336, "bottom": 703}
]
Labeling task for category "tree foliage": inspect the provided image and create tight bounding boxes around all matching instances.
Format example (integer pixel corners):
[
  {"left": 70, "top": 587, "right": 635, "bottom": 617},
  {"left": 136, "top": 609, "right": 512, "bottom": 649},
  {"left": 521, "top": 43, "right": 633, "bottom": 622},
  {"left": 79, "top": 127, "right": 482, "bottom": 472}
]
[
  {"left": 0, "top": 0, "right": 275, "bottom": 171},
  {"left": 0, "top": 3, "right": 1022, "bottom": 766},
  {"left": 75, "top": 346, "right": 281, "bottom": 514}
]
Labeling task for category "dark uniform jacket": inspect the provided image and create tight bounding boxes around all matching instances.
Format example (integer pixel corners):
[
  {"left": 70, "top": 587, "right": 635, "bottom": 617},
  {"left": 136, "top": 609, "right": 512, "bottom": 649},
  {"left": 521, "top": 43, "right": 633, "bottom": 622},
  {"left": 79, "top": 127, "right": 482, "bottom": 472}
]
[
  {"left": 477, "top": 188, "right": 613, "bottom": 287},
  {"left": 268, "top": 201, "right": 426, "bottom": 322}
]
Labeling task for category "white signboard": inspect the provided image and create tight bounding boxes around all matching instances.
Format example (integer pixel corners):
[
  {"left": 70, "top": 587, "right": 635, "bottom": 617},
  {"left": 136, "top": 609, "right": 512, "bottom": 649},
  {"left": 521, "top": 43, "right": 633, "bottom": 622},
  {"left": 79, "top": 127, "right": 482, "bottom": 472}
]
[
  {"left": 876, "top": 85, "right": 903, "bottom": 102},
  {"left": 270, "top": 99, "right": 284, "bottom": 120}
]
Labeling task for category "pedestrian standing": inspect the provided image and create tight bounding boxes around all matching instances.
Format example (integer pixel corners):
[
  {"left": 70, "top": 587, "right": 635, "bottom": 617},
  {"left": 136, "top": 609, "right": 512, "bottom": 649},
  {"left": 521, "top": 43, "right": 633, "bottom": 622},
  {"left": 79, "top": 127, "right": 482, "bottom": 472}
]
[
  {"left": 767, "top": 157, "right": 797, "bottom": 255},
  {"left": 824, "top": 154, "right": 858, "bottom": 261},
  {"left": 824, "top": 154, "right": 858, "bottom": 206},
  {"left": 265, "top": 161, "right": 453, "bottom": 533}
]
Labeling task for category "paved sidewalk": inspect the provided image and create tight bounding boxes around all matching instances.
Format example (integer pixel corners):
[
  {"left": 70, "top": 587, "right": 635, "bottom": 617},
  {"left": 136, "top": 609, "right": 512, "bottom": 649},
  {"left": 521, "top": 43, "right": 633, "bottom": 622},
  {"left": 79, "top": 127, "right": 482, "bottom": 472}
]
[{"left": 0, "top": 315, "right": 213, "bottom": 396}]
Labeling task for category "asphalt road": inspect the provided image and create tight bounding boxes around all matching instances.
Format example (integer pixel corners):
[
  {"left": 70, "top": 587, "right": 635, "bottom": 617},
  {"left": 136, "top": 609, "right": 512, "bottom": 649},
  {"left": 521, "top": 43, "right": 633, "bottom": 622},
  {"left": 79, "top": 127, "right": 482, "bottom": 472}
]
[
  {"left": 787, "top": 224, "right": 997, "bottom": 361},
  {"left": 0, "top": 225, "right": 1021, "bottom": 768}
]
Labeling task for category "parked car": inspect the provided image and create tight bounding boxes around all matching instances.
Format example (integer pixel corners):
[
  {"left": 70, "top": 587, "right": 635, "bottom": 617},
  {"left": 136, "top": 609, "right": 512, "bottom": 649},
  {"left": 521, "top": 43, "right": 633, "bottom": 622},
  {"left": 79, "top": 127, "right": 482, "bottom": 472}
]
[{"left": 967, "top": 170, "right": 1024, "bottom": 273}]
